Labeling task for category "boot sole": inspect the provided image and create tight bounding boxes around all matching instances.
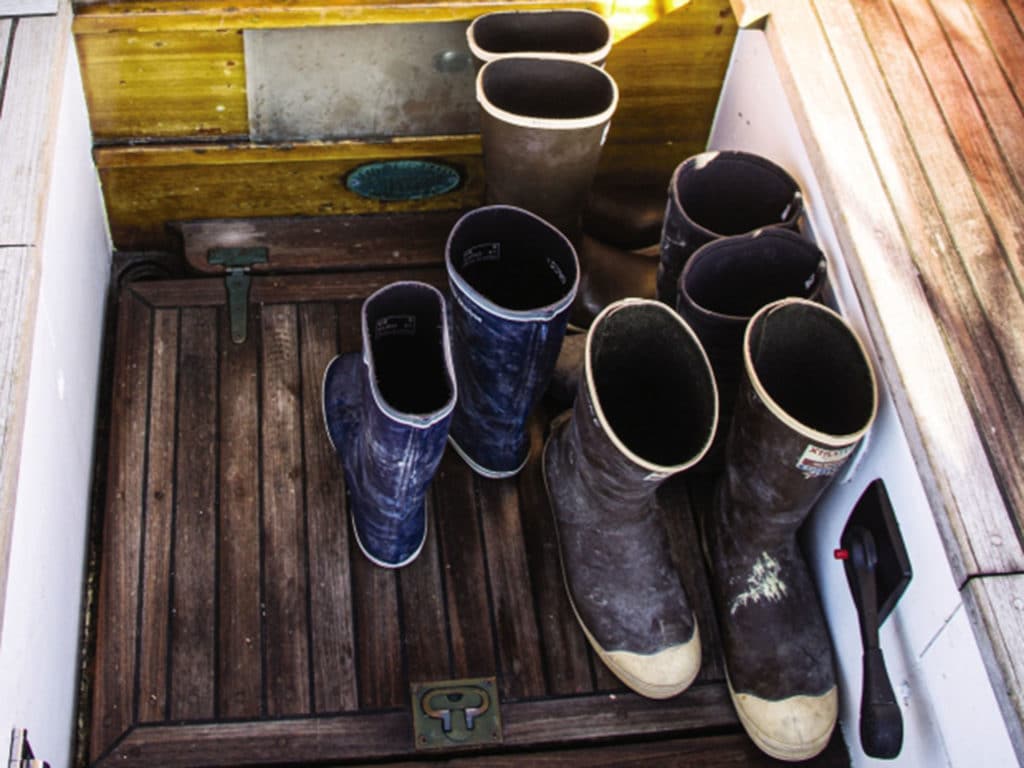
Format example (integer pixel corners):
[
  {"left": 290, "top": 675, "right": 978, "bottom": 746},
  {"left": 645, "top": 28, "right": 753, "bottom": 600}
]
[
  {"left": 542, "top": 417, "right": 701, "bottom": 700},
  {"left": 726, "top": 674, "right": 837, "bottom": 762}
]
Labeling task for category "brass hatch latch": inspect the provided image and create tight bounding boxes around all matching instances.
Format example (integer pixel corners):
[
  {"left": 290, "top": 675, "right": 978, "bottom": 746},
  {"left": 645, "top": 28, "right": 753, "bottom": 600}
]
[
  {"left": 208, "top": 247, "right": 269, "bottom": 344},
  {"left": 411, "top": 677, "right": 502, "bottom": 750}
]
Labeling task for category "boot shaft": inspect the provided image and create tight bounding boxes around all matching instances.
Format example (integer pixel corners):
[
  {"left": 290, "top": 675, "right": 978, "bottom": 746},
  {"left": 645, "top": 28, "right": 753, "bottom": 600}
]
[
  {"left": 724, "top": 297, "right": 878, "bottom": 532},
  {"left": 467, "top": 9, "right": 612, "bottom": 67},
  {"left": 446, "top": 205, "right": 578, "bottom": 476},
  {"left": 676, "top": 228, "right": 828, "bottom": 467},
  {"left": 657, "top": 150, "right": 804, "bottom": 303},
  {"left": 562, "top": 298, "right": 718, "bottom": 516},
  {"left": 476, "top": 56, "right": 618, "bottom": 239}
]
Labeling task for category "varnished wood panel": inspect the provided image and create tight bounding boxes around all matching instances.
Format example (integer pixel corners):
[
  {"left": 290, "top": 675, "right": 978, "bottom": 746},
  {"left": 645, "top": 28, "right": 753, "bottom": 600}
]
[
  {"left": 94, "top": 140, "right": 484, "bottom": 252},
  {"left": 176, "top": 211, "right": 457, "bottom": 275}
]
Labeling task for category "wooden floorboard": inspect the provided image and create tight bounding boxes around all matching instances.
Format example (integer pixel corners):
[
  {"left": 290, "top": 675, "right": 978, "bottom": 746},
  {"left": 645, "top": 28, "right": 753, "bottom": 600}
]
[{"left": 90, "top": 261, "right": 841, "bottom": 766}]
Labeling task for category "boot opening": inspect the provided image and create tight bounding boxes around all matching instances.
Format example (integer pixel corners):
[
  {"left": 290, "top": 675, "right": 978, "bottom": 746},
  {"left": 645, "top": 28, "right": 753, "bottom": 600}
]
[
  {"left": 472, "top": 11, "right": 609, "bottom": 56},
  {"left": 748, "top": 302, "right": 875, "bottom": 437},
  {"left": 480, "top": 57, "right": 616, "bottom": 121},
  {"left": 591, "top": 303, "right": 716, "bottom": 467},
  {"left": 449, "top": 207, "right": 578, "bottom": 311},
  {"left": 366, "top": 284, "right": 453, "bottom": 416},
  {"left": 677, "top": 152, "right": 800, "bottom": 237},
  {"left": 684, "top": 230, "right": 826, "bottom": 318}
]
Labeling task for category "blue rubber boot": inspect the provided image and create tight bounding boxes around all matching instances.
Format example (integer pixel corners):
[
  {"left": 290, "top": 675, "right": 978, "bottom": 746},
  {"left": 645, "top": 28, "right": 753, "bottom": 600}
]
[
  {"left": 323, "top": 281, "right": 456, "bottom": 568},
  {"left": 446, "top": 205, "right": 579, "bottom": 477}
]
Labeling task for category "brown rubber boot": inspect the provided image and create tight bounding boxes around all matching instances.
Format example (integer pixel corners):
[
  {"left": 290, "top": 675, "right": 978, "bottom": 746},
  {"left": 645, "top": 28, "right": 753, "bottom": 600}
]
[
  {"left": 475, "top": 56, "right": 618, "bottom": 241},
  {"left": 703, "top": 298, "right": 878, "bottom": 761},
  {"left": 543, "top": 299, "right": 718, "bottom": 698}
]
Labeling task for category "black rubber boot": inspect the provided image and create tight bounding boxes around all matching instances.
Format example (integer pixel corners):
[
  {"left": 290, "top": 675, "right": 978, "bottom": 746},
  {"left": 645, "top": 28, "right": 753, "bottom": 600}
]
[
  {"left": 703, "top": 298, "right": 878, "bottom": 761},
  {"left": 466, "top": 9, "right": 612, "bottom": 67},
  {"left": 657, "top": 150, "right": 804, "bottom": 304},
  {"left": 544, "top": 299, "right": 718, "bottom": 698},
  {"left": 676, "top": 228, "right": 828, "bottom": 470}
]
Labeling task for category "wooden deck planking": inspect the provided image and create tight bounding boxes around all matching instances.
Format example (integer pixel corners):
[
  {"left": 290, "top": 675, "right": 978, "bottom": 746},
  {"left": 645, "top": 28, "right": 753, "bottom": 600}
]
[
  {"left": 476, "top": 475, "right": 547, "bottom": 700},
  {"left": 91, "top": 292, "right": 152, "bottom": 760},
  {"left": 91, "top": 267, "right": 778, "bottom": 766},
  {"left": 968, "top": 1, "right": 1024, "bottom": 115},
  {"left": 169, "top": 307, "right": 219, "bottom": 721},
  {"left": 217, "top": 303, "right": 264, "bottom": 718},
  {"left": 298, "top": 301, "right": 359, "bottom": 713},
  {"left": 137, "top": 309, "right": 179, "bottom": 723},
  {"left": 259, "top": 303, "right": 313, "bottom": 716},
  {"left": 848, "top": 0, "right": 1024, "bottom": 557}
]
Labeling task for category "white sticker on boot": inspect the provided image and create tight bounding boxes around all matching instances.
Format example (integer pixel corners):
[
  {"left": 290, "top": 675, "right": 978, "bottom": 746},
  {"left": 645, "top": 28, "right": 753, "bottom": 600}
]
[
  {"left": 795, "top": 443, "right": 854, "bottom": 479},
  {"left": 730, "top": 551, "right": 787, "bottom": 616}
]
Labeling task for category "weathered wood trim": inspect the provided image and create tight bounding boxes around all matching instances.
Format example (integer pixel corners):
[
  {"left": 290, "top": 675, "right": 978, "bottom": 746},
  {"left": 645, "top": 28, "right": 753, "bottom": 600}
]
[
  {"left": 94, "top": 685, "right": 738, "bottom": 767},
  {"left": 747, "top": 0, "right": 1023, "bottom": 579},
  {"left": 964, "top": 575, "right": 1024, "bottom": 757}
]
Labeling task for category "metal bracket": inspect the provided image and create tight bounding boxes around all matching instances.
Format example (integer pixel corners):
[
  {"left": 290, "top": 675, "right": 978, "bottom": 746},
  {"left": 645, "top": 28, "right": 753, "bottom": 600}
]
[
  {"left": 411, "top": 676, "right": 502, "bottom": 750},
  {"left": 208, "top": 247, "right": 269, "bottom": 344},
  {"left": 8, "top": 729, "right": 48, "bottom": 768}
]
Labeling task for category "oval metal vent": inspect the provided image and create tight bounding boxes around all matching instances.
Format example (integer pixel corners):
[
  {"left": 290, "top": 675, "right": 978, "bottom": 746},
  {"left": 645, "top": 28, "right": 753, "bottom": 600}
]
[{"left": 346, "top": 160, "right": 462, "bottom": 202}]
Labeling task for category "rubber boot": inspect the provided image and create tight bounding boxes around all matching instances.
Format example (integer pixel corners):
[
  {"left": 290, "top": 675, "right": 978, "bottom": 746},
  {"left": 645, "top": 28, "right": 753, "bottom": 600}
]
[
  {"left": 704, "top": 298, "right": 878, "bottom": 761},
  {"left": 467, "top": 9, "right": 612, "bottom": 68},
  {"left": 446, "top": 205, "right": 579, "bottom": 478},
  {"left": 676, "top": 228, "right": 828, "bottom": 470},
  {"left": 544, "top": 299, "right": 718, "bottom": 698},
  {"left": 476, "top": 56, "right": 618, "bottom": 241},
  {"left": 657, "top": 150, "right": 804, "bottom": 304},
  {"left": 322, "top": 281, "right": 456, "bottom": 568}
]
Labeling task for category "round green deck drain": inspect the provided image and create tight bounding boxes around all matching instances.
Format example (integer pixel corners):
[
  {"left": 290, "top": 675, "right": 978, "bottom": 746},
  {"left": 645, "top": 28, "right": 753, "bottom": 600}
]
[{"left": 346, "top": 160, "right": 462, "bottom": 201}]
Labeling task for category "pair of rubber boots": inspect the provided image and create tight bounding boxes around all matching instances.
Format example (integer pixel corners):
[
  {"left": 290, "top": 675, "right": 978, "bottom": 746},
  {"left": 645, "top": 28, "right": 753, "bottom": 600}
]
[
  {"left": 323, "top": 205, "right": 578, "bottom": 567},
  {"left": 545, "top": 296, "right": 877, "bottom": 762}
]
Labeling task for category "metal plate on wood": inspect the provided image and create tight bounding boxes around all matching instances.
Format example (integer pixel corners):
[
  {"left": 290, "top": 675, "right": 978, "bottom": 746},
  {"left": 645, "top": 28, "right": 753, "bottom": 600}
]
[
  {"left": 245, "top": 23, "right": 478, "bottom": 142},
  {"left": 411, "top": 677, "right": 502, "bottom": 750}
]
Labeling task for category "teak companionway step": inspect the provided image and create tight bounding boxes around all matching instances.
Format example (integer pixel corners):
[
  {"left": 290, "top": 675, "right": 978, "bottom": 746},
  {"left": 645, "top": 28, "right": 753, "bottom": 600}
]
[{"left": 88, "top": 227, "right": 848, "bottom": 767}]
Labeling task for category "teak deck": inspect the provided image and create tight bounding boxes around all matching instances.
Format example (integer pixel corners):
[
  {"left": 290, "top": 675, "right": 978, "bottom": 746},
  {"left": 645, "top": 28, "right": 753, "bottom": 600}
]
[{"left": 87, "top": 228, "right": 847, "bottom": 766}]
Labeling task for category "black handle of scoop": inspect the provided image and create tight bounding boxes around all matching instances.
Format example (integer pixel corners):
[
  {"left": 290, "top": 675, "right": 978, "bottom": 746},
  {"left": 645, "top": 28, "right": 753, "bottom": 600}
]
[{"left": 847, "top": 526, "right": 903, "bottom": 759}]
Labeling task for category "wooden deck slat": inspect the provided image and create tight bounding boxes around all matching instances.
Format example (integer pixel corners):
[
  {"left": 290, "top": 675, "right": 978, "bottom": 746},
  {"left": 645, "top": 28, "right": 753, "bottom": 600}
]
[
  {"left": 259, "top": 304, "right": 312, "bottom": 715},
  {"left": 929, "top": 0, "right": 1024, "bottom": 197},
  {"left": 91, "top": 292, "right": 153, "bottom": 760},
  {"left": 216, "top": 304, "right": 264, "bottom": 718},
  {"left": 968, "top": 1, "right": 1024, "bottom": 113},
  {"left": 516, "top": 410, "right": 596, "bottom": 697},
  {"left": 137, "top": 309, "right": 179, "bottom": 723},
  {"left": 169, "top": 307, "right": 219, "bottom": 720},
  {"left": 96, "top": 686, "right": 743, "bottom": 768},
  {"left": 433, "top": 452, "right": 498, "bottom": 681},
  {"left": 476, "top": 476, "right": 546, "bottom": 700},
  {"left": 298, "top": 301, "right": 358, "bottom": 713},
  {"left": 399, "top": 502, "right": 453, "bottom": 684}
]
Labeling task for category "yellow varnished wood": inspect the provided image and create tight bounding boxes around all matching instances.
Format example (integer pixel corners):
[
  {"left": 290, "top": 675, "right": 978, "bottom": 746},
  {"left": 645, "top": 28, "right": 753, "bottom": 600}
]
[
  {"left": 604, "top": 0, "right": 736, "bottom": 158},
  {"left": 73, "top": 0, "right": 609, "bottom": 34},
  {"left": 94, "top": 137, "right": 485, "bottom": 250},
  {"left": 76, "top": 28, "right": 247, "bottom": 139}
]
